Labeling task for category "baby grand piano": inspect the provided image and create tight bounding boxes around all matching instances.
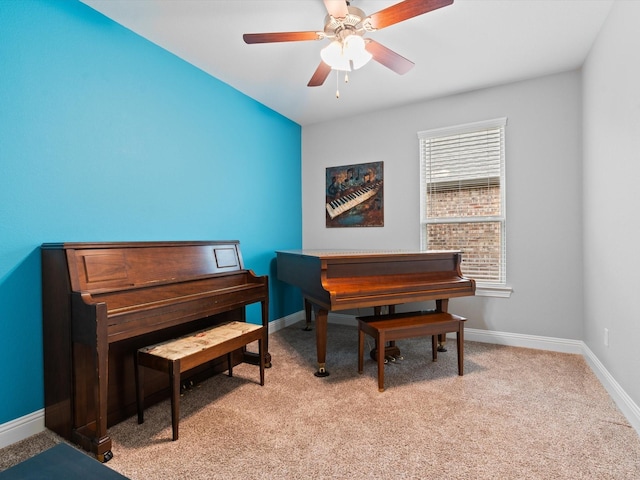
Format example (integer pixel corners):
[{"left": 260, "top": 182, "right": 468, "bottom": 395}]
[
  {"left": 41, "top": 241, "right": 269, "bottom": 462},
  {"left": 276, "top": 249, "right": 475, "bottom": 376}
]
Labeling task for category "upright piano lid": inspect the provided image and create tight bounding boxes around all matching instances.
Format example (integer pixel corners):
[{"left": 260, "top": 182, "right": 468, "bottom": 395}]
[
  {"left": 42, "top": 241, "right": 246, "bottom": 292},
  {"left": 276, "top": 249, "right": 461, "bottom": 258}
]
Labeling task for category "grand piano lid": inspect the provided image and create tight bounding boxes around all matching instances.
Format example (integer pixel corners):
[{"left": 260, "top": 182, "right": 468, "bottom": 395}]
[{"left": 276, "top": 249, "right": 462, "bottom": 258}]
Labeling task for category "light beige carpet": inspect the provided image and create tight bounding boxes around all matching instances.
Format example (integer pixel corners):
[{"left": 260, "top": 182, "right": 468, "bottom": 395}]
[{"left": 2, "top": 321, "right": 640, "bottom": 479}]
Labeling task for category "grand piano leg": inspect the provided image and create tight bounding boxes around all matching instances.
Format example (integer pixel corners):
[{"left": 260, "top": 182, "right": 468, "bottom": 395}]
[
  {"left": 300, "top": 300, "right": 330, "bottom": 376},
  {"left": 314, "top": 307, "right": 330, "bottom": 377},
  {"left": 436, "top": 299, "right": 449, "bottom": 352},
  {"left": 303, "top": 298, "right": 313, "bottom": 331}
]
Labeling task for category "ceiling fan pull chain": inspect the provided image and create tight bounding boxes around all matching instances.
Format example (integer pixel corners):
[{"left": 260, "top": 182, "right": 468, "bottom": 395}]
[{"left": 336, "top": 70, "right": 340, "bottom": 98}]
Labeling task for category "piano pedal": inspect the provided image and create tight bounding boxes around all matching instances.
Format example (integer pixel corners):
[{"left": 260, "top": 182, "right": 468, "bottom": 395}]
[
  {"left": 393, "top": 354, "right": 404, "bottom": 362},
  {"left": 180, "top": 380, "right": 195, "bottom": 394},
  {"left": 385, "top": 355, "right": 396, "bottom": 363}
]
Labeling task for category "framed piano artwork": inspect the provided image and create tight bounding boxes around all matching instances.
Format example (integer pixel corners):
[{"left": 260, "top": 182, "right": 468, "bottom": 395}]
[{"left": 325, "top": 161, "right": 383, "bottom": 227}]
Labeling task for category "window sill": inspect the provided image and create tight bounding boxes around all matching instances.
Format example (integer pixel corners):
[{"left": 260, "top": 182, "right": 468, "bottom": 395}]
[{"left": 475, "top": 283, "right": 513, "bottom": 298}]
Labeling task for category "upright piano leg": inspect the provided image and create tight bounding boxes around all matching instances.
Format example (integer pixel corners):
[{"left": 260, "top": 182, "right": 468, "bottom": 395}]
[
  {"left": 70, "top": 302, "right": 114, "bottom": 463},
  {"left": 93, "top": 439, "right": 113, "bottom": 463}
]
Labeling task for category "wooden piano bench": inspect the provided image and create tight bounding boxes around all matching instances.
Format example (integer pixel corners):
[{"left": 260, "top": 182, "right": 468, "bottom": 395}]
[
  {"left": 135, "top": 321, "right": 265, "bottom": 441},
  {"left": 357, "top": 311, "right": 466, "bottom": 392}
]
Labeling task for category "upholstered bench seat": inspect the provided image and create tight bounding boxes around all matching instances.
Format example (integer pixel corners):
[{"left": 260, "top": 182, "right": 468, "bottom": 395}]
[{"left": 135, "top": 321, "right": 265, "bottom": 440}]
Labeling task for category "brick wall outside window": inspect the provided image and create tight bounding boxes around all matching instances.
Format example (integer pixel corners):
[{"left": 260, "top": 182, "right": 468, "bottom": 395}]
[{"left": 426, "top": 185, "right": 501, "bottom": 282}]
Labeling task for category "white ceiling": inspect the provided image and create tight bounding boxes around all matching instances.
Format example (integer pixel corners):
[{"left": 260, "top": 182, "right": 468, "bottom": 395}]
[{"left": 80, "top": 0, "right": 614, "bottom": 126}]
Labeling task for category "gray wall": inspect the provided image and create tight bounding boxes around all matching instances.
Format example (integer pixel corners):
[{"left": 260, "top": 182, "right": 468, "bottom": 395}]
[
  {"left": 582, "top": 0, "right": 640, "bottom": 413},
  {"left": 301, "top": 0, "right": 640, "bottom": 419},
  {"left": 302, "top": 70, "right": 584, "bottom": 341}
]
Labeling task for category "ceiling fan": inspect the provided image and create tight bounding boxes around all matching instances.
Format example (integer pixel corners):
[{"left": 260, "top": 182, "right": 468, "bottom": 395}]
[{"left": 243, "top": 0, "right": 453, "bottom": 89}]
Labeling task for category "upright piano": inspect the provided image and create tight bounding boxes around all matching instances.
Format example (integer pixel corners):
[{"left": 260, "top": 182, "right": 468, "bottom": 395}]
[
  {"left": 41, "top": 241, "right": 269, "bottom": 462},
  {"left": 276, "top": 249, "right": 475, "bottom": 376}
]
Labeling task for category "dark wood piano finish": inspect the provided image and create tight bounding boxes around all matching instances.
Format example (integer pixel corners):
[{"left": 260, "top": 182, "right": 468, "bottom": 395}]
[
  {"left": 276, "top": 249, "right": 475, "bottom": 376},
  {"left": 41, "top": 241, "right": 269, "bottom": 462}
]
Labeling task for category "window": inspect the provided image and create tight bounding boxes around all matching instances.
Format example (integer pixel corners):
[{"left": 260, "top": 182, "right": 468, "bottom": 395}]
[{"left": 419, "top": 118, "right": 509, "bottom": 295}]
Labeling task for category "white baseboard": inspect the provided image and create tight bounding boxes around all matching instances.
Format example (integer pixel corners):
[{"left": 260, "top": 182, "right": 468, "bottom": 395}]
[
  {"left": 3, "top": 313, "right": 638, "bottom": 449},
  {"left": 0, "top": 409, "right": 45, "bottom": 450},
  {"left": 267, "top": 310, "right": 306, "bottom": 333},
  {"left": 581, "top": 344, "right": 640, "bottom": 434},
  {"left": 462, "top": 327, "right": 584, "bottom": 354}
]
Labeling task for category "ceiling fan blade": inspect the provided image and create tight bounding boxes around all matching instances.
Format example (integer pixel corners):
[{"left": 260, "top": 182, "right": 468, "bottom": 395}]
[
  {"left": 308, "top": 61, "right": 332, "bottom": 87},
  {"left": 367, "top": 0, "right": 453, "bottom": 30},
  {"left": 365, "top": 40, "right": 414, "bottom": 75},
  {"left": 323, "top": 0, "right": 349, "bottom": 18},
  {"left": 243, "top": 31, "right": 321, "bottom": 44}
]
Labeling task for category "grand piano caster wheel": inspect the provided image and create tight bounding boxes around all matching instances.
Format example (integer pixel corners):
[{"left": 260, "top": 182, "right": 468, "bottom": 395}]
[
  {"left": 98, "top": 450, "right": 113, "bottom": 463},
  {"left": 314, "top": 364, "right": 330, "bottom": 377}
]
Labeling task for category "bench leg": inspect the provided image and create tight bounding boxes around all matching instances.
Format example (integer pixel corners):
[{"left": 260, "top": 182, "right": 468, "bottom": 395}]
[
  {"left": 259, "top": 336, "right": 265, "bottom": 386},
  {"left": 135, "top": 353, "right": 144, "bottom": 424},
  {"left": 227, "top": 352, "right": 233, "bottom": 377},
  {"left": 169, "top": 360, "right": 180, "bottom": 441},
  {"left": 457, "top": 327, "right": 464, "bottom": 376},
  {"left": 358, "top": 328, "right": 364, "bottom": 374},
  {"left": 377, "top": 332, "right": 385, "bottom": 392},
  {"left": 432, "top": 335, "right": 438, "bottom": 362}
]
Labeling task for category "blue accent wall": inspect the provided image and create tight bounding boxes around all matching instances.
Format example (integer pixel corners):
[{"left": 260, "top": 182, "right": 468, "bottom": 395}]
[{"left": 0, "top": 0, "right": 302, "bottom": 424}]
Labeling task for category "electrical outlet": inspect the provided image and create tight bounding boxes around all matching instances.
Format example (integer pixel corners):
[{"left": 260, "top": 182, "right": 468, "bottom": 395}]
[{"left": 604, "top": 328, "right": 609, "bottom": 347}]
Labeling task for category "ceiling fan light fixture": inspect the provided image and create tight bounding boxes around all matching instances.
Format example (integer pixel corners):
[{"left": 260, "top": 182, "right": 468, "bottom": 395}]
[
  {"left": 320, "top": 40, "right": 351, "bottom": 71},
  {"left": 343, "top": 34, "right": 372, "bottom": 70}
]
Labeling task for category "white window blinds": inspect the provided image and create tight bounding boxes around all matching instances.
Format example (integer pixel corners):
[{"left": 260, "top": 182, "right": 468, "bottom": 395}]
[{"left": 418, "top": 118, "right": 507, "bottom": 285}]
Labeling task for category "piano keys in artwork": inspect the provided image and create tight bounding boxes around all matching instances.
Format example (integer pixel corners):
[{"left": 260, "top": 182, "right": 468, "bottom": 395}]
[{"left": 326, "top": 180, "right": 382, "bottom": 219}]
